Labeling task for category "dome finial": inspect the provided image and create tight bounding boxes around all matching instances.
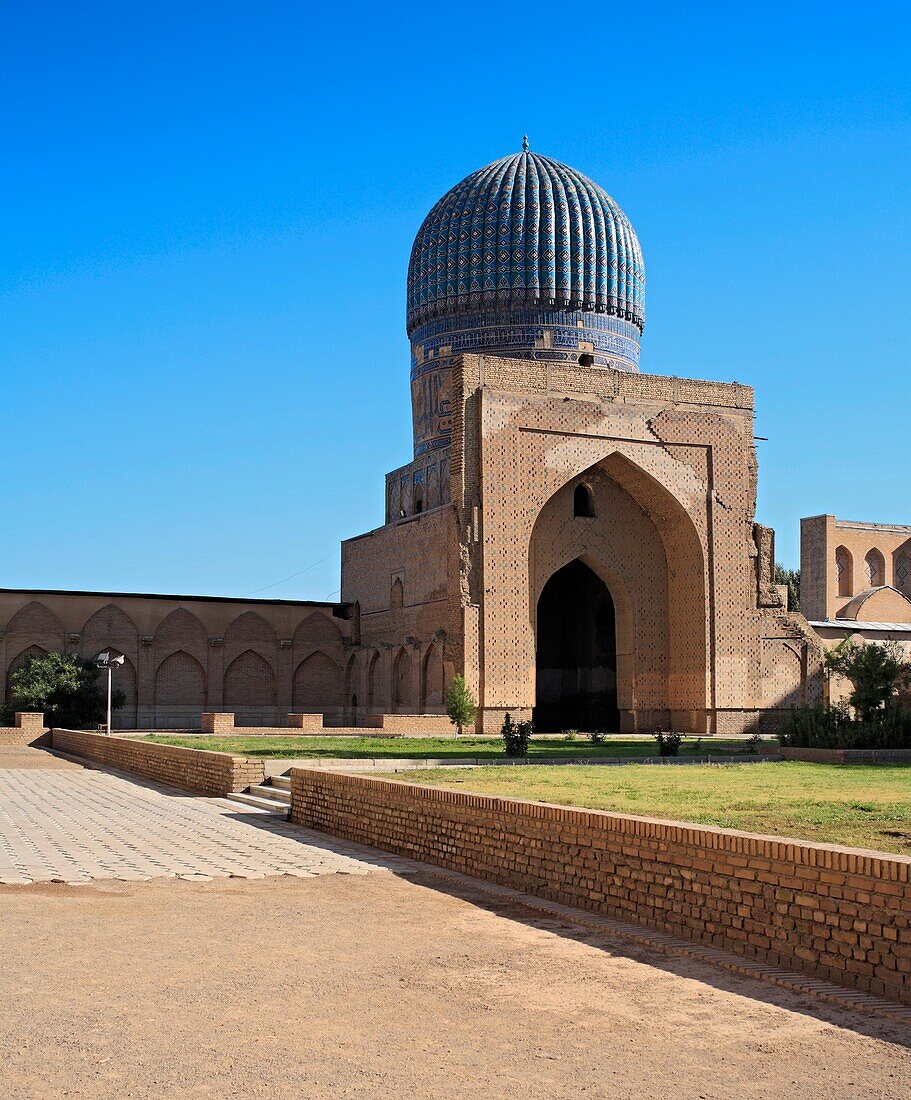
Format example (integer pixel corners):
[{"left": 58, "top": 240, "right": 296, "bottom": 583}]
[{"left": 522, "top": 134, "right": 529, "bottom": 152}]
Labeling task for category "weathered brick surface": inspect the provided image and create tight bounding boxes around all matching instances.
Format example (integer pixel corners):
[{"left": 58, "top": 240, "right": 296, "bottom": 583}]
[
  {"left": 291, "top": 769, "right": 911, "bottom": 1005},
  {"left": 52, "top": 729, "right": 263, "bottom": 796},
  {"left": 341, "top": 353, "right": 826, "bottom": 733}
]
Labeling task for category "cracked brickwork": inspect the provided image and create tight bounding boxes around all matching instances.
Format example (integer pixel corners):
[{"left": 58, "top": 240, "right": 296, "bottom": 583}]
[{"left": 342, "top": 353, "right": 820, "bottom": 732}]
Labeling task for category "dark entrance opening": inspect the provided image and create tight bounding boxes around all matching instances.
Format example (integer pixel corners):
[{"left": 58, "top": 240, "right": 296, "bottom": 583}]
[{"left": 534, "top": 558, "right": 619, "bottom": 732}]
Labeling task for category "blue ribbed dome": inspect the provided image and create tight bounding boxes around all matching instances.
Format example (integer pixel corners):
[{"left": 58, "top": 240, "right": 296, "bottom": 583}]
[{"left": 406, "top": 150, "right": 645, "bottom": 337}]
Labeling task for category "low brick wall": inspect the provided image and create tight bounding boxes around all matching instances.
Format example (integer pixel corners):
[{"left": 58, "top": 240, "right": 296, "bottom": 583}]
[
  {"left": 52, "top": 729, "right": 264, "bottom": 796},
  {"left": 201, "top": 712, "right": 235, "bottom": 734},
  {"left": 780, "top": 747, "right": 911, "bottom": 764},
  {"left": 363, "top": 714, "right": 455, "bottom": 735},
  {"left": 290, "top": 769, "right": 911, "bottom": 1006},
  {"left": 287, "top": 713, "right": 325, "bottom": 731},
  {"left": 0, "top": 712, "right": 49, "bottom": 747}
]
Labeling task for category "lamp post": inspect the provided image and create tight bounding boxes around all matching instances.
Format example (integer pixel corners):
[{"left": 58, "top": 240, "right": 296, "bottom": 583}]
[{"left": 94, "top": 651, "right": 125, "bottom": 736}]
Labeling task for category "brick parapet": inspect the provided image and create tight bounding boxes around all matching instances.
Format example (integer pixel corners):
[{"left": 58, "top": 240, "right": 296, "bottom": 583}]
[
  {"left": 51, "top": 729, "right": 263, "bottom": 795},
  {"left": 290, "top": 769, "right": 911, "bottom": 1006}
]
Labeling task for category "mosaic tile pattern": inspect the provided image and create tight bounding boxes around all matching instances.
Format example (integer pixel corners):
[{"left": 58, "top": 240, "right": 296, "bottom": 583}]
[{"left": 406, "top": 149, "right": 646, "bottom": 335}]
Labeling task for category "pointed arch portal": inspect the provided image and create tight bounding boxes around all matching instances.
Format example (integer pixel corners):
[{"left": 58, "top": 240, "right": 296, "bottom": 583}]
[{"left": 534, "top": 559, "right": 619, "bottom": 732}]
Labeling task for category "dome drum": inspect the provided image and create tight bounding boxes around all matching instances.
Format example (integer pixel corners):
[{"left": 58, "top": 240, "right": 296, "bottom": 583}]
[{"left": 406, "top": 148, "right": 645, "bottom": 458}]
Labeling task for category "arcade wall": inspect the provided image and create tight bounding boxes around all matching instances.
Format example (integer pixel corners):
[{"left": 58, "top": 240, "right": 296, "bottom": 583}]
[{"left": 0, "top": 590, "right": 353, "bottom": 729}]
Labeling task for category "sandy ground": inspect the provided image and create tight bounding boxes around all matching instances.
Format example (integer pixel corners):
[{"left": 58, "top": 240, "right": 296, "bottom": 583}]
[{"left": 2, "top": 871, "right": 910, "bottom": 1100}]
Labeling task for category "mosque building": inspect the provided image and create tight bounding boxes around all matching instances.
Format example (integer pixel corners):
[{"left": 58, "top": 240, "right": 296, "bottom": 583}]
[{"left": 2, "top": 146, "right": 909, "bottom": 730}]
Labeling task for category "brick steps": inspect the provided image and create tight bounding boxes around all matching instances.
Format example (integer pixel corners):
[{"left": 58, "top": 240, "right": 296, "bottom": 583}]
[{"left": 225, "top": 775, "right": 291, "bottom": 815}]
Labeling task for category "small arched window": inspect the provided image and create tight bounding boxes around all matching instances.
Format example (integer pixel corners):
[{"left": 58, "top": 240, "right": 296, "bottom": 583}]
[
  {"left": 896, "top": 555, "right": 911, "bottom": 596},
  {"left": 865, "top": 548, "right": 885, "bottom": 587},
  {"left": 578, "top": 352, "right": 594, "bottom": 367},
  {"left": 414, "top": 495, "right": 424, "bottom": 514},
  {"left": 835, "top": 545, "right": 853, "bottom": 597},
  {"left": 573, "top": 484, "right": 594, "bottom": 518}
]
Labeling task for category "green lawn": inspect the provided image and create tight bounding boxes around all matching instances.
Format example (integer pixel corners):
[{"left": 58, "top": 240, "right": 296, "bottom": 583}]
[
  {"left": 134, "top": 734, "right": 774, "bottom": 762},
  {"left": 372, "top": 762, "right": 911, "bottom": 855}
]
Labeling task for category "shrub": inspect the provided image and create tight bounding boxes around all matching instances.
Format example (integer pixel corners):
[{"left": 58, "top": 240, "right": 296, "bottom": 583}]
[
  {"left": 780, "top": 703, "right": 911, "bottom": 750},
  {"left": 745, "top": 733, "right": 762, "bottom": 754},
  {"left": 562, "top": 730, "right": 578, "bottom": 742},
  {"left": 589, "top": 730, "right": 606, "bottom": 746},
  {"left": 654, "top": 730, "right": 683, "bottom": 756},
  {"left": 502, "top": 713, "right": 533, "bottom": 758},
  {"left": 445, "top": 675, "right": 477, "bottom": 737}
]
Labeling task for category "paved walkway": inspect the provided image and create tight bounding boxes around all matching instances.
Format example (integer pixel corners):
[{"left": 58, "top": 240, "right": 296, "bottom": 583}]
[{"left": 0, "top": 748, "right": 394, "bottom": 885}]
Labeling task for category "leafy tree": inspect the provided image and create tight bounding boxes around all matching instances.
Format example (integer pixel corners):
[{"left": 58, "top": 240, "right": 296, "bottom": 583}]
[
  {"left": 774, "top": 564, "right": 801, "bottom": 612},
  {"left": 824, "top": 639, "right": 910, "bottom": 724},
  {"left": 8, "top": 651, "right": 124, "bottom": 729},
  {"left": 445, "top": 674, "right": 477, "bottom": 737}
]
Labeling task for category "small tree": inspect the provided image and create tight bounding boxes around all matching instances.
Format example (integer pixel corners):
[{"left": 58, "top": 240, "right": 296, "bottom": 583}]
[
  {"left": 501, "top": 713, "right": 533, "bottom": 758},
  {"left": 9, "top": 651, "right": 124, "bottom": 729},
  {"left": 824, "top": 639, "right": 910, "bottom": 724},
  {"left": 445, "top": 674, "right": 477, "bottom": 737}
]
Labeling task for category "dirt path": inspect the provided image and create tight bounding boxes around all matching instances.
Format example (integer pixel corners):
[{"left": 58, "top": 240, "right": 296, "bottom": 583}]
[{"left": 2, "top": 871, "right": 909, "bottom": 1099}]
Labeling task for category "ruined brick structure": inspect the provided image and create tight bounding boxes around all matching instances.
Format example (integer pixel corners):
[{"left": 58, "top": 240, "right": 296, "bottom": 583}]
[
  {"left": 342, "top": 147, "right": 823, "bottom": 733},
  {"left": 8, "top": 146, "right": 903, "bottom": 733}
]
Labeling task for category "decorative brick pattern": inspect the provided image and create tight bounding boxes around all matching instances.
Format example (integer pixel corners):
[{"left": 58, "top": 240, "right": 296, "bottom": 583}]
[
  {"left": 52, "top": 729, "right": 263, "bottom": 796},
  {"left": 340, "top": 351, "right": 822, "bottom": 733},
  {"left": 291, "top": 769, "right": 911, "bottom": 1006}
]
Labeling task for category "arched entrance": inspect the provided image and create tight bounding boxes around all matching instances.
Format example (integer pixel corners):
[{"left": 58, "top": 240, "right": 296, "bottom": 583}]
[{"left": 534, "top": 559, "right": 619, "bottom": 732}]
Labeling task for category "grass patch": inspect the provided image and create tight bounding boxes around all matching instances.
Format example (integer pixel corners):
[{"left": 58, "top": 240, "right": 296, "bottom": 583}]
[
  {"left": 372, "top": 762, "right": 911, "bottom": 855},
  {"left": 133, "top": 734, "right": 773, "bottom": 761}
]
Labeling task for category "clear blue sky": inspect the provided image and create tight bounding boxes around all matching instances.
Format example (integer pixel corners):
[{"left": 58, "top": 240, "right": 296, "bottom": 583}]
[{"left": 2, "top": 2, "right": 908, "bottom": 600}]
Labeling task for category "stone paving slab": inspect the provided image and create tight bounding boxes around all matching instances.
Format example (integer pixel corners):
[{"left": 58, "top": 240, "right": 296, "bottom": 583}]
[{"left": 0, "top": 751, "right": 406, "bottom": 885}]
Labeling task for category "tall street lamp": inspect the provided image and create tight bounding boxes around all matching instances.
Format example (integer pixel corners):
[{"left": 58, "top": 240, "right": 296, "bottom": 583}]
[{"left": 94, "top": 651, "right": 125, "bottom": 736}]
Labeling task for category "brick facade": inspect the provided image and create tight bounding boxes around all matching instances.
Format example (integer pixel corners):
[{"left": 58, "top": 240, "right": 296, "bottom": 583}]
[
  {"left": 799, "top": 516, "right": 911, "bottom": 706},
  {"left": 291, "top": 769, "right": 911, "bottom": 1006},
  {"left": 342, "top": 353, "right": 824, "bottom": 733},
  {"left": 801, "top": 515, "right": 911, "bottom": 622}
]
